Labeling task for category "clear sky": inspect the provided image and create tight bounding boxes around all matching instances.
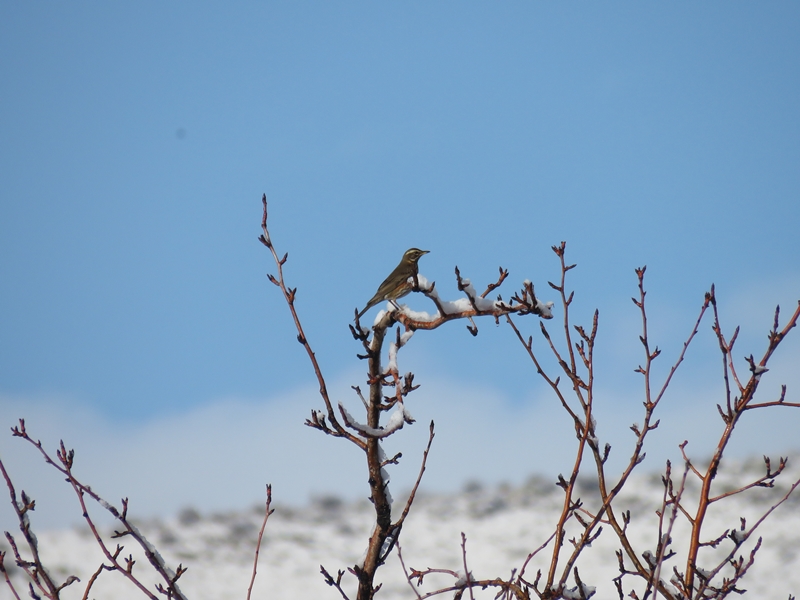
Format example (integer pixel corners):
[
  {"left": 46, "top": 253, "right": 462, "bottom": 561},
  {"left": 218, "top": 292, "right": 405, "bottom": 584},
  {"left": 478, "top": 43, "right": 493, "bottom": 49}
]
[{"left": 1, "top": 3, "right": 799, "bottom": 528}]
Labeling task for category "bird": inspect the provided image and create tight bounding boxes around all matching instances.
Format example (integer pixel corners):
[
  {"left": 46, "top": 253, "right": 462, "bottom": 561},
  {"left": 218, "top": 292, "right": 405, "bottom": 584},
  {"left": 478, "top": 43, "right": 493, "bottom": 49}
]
[{"left": 357, "top": 248, "right": 429, "bottom": 319}]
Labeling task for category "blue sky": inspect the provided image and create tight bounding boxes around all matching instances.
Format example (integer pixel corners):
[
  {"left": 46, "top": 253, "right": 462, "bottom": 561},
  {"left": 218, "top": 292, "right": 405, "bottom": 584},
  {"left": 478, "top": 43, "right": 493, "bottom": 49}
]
[{"left": 1, "top": 3, "right": 799, "bottom": 527}]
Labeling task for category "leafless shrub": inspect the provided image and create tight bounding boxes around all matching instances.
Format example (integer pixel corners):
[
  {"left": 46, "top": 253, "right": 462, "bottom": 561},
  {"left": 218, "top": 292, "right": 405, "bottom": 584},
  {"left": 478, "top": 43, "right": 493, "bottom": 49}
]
[
  {"left": 257, "top": 194, "right": 799, "bottom": 600},
  {"left": 1, "top": 194, "right": 797, "bottom": 600},
  {"left": 0, "top": 421, "right": 189, "bottom": 600}
]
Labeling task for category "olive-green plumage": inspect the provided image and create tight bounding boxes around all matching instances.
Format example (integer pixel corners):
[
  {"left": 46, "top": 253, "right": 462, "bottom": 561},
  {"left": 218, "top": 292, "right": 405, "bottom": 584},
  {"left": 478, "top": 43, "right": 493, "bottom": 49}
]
[{"left": 357, "top": 248, "right": 429, "bottom": 319}]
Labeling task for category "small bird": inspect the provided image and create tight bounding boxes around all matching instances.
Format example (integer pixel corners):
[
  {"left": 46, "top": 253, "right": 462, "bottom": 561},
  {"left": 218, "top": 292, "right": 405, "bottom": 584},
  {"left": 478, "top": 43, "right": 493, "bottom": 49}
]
[{"left": 357, "top": 248, "right": 429, "bottom": 319}]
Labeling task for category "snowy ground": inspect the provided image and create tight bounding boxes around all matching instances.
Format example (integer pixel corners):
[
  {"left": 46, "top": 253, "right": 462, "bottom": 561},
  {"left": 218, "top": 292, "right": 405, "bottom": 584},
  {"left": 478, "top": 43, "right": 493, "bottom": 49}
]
[{"left": 2, "top": 460, "right": 799, "bottom": 600}]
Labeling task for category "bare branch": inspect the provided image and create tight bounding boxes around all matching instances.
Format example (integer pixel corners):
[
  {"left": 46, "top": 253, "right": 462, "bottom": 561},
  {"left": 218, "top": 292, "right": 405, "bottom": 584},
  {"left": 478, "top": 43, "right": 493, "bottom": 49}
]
[{"left": 246, "top": 484, "right": 275, "bottom": 600}]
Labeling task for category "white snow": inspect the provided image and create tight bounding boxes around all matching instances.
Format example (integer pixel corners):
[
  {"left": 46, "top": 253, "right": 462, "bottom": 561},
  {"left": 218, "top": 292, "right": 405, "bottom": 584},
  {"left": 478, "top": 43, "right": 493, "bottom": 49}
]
[
  {"left": 385, "top": 341, "right": 399, "bottom": 374},
  {"left": 338, "top": 402, "right": 410, "bottom": 439},
  {"left": 439, "top": 297, "right": 473, "bottom": 315},
  {"left": 537, "top": 299, "right": 555, "bottom": 319},
  {"left": 730, "top": 527, "right": 746, "bottom": 544},
  {"left": 385, "top": 407, "right": 406, "bottom": 432},
  {"left": 399, "top": 307, "right": 437, "bottom": 322},
  {"left": 415, "top": 274, "right": 434, "bottom": 292}
]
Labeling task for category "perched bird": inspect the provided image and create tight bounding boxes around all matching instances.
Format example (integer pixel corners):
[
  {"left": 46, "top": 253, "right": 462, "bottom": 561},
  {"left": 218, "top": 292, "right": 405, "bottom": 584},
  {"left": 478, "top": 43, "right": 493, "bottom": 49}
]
[{"left": 357, "top": 248, "right": 429, "bottom": 319}]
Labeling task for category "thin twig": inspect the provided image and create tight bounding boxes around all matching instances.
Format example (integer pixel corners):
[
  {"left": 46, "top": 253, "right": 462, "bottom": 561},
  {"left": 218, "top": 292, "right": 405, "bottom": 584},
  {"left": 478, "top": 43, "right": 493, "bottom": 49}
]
[
  {"left": 247, "top": 484, "right": 275, "bottom": 600},
  {"left": 394, "top": 422, "right": 435, "bottom": 531},
  {"left": 460, "top": 532, "right": 475, "bottom": 600},
  {"left": 396, "top": 542, "right": 423, "bottom": 600},
  {"left": 0, "top": 454, "right": 63, "bottom": 598},
  {"left": 258, "top": 195, "right": 364, "bottom": 448},
  {"left": 0, "top": 552, "right": 23, "bottom": 600}
]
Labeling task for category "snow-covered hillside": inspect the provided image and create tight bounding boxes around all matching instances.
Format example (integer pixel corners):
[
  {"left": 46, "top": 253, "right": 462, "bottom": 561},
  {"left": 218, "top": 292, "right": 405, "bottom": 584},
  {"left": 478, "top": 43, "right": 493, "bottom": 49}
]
[{"left": 2, "top": 461, "right": 799, "bottom": 599}]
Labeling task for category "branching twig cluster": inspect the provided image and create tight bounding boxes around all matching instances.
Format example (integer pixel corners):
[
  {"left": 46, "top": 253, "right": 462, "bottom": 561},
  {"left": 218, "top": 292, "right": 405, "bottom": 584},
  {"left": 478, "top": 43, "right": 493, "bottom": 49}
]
[
  {"left": 258, "top": 195, "right": 554, "bottom": 599},
  {"left": 0, "top": 420, "right": 189, "bottom": 600},
  {"left": 409, "top": 246, "right": 799, "bottom": 600}
]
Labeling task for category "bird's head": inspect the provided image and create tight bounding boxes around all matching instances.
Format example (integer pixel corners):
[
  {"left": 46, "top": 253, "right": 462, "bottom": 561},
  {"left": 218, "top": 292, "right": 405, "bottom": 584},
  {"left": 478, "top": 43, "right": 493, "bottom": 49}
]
[{"left": 403, "top": 248, "right": 429, "bottom": 265}]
